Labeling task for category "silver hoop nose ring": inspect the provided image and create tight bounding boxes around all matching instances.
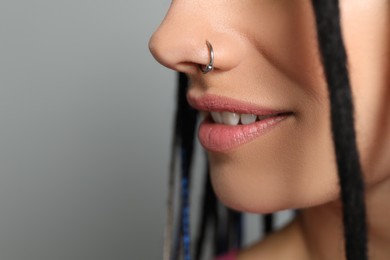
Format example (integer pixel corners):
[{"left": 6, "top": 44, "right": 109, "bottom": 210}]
[{"left": 199, "top": 41, "right": 214, "bottom": 74}]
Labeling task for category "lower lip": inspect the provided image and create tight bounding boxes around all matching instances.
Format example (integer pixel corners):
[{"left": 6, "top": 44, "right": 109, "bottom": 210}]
[{"left": 198, "top": 114, "right": 291, "bottom": 152}]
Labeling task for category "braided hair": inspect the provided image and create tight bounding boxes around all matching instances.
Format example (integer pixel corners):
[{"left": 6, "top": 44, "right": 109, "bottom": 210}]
[{"left": 164, "top": 0, "right": 368, "bottom": 259}]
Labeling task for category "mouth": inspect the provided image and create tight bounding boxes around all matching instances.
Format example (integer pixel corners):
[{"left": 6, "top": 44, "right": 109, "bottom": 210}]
[{"left": 188, "top": 94, "right": 294, "bottom": 152}]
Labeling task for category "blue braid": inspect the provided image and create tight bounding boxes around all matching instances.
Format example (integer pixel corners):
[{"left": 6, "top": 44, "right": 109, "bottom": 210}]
[{"left": 181, "top": 148, "right": 191, "bottom": 260}]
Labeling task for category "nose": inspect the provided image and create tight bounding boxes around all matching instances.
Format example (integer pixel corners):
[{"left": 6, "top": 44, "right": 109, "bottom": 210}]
[{"left": 149, "top": 1, "right": 245, "bottom": 75}]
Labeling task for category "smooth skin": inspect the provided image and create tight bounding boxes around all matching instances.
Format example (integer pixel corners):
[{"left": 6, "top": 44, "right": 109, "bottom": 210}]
[{"left": 149, "top": 0, "right": 390, "bottom": 259}]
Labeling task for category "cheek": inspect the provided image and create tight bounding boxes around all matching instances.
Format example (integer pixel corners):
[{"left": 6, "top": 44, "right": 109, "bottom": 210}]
[
  {"left": 341, "top": 0, "right": 390, "bottom": 184},
  {"left": 208, "top": 111, "right": 340, "bottom": 213}
]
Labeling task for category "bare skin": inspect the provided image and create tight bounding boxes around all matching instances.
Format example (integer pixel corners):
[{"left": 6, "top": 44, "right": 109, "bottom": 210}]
[{"left": 149, "top": 0, "right": 390, "bottom": 259}]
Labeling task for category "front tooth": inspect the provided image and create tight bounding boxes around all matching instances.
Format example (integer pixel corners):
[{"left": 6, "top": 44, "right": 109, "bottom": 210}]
[
  {"left": 240, "top": 114, "right": 257, "bottom": 125},
  {"left": 222, "top": 112, "right": 240, "bottom": 126},
  {"left": 211, "top": 112, "right": 223, "bottom": 123}
]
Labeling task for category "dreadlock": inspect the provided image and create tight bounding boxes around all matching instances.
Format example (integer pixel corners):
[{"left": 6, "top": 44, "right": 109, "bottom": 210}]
[
  {"left": 311, "top": 0, "right": 368, "bottom": 259},
  {"left": 165, "top": 0, "right": 368, "bottom": 259}
]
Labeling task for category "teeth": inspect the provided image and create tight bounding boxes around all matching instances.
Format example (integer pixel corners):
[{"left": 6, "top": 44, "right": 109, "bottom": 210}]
[
  {"left": 240, "top": 114, "right": 257, "bottom": 125},
  {"left": 210, "top": 111, "right": 279, "bottom": 125},
  {"left": 210, "top": 112, "right": 223, "bottom": 124},
  {"left": 222, "top": 112, "right": 240, "bottom": 126}
]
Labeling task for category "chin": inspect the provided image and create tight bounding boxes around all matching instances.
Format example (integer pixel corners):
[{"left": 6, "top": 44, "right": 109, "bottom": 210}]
[{"left": 208, "top": 152, "right": 341, "bottom": 214}]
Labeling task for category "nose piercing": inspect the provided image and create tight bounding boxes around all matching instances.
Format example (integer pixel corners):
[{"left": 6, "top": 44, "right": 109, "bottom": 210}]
[{"left": 199, "top": 41, "right": 214, "bottom": 74}]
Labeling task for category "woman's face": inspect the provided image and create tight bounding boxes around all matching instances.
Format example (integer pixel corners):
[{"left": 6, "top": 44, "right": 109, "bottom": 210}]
[{"left": 149, "top": 0, "right": 390, "bottom": 213}]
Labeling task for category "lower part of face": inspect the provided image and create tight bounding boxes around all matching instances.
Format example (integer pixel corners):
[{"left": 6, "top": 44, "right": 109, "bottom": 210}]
[
  {"left": 150, "top": 0, "right": 390, "bottom": 213},
  {"left": 206, "top": 0, "right": 389, "bottom": 213}
]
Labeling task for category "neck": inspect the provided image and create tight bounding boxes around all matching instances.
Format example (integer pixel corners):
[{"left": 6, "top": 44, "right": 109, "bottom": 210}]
[{"left": 299, "top": 177, "right": 390, "bottom": 260}]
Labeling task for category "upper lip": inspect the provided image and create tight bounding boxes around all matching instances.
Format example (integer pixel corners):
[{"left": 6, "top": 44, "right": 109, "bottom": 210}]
[{"left": 187, "top": 93, "right": 292, "bottom": 116}]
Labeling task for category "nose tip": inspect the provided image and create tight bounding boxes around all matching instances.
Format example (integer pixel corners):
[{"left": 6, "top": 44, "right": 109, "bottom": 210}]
[
  {"left": 148, "top": 5, "right": 246, "bottom": 75},
  {"left": 149, "top": 30, "right": 203, "bottom": 74}
]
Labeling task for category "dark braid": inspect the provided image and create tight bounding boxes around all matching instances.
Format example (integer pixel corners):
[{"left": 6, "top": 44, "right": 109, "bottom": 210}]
[
  {"left": 311, "top": 1, "right": 368, "bottom": 259},
  {"left": 167, "top": 73, "right": 197, "bottom": 260},
  {"left": 226, "top": 209, "right": 243, "bottom": 250},
  {"left": 194, "top": 165, "right": 218, "bottom": 260},
  {"left": 263, "top": 214, "right": 274, "bottom": 235},
  {"left": 178, "top": 73, "right": 198, "bottom": 260}
]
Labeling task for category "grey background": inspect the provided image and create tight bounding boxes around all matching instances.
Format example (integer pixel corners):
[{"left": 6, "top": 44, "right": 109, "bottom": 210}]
[
  {"left": 0, "top": 1, "right": 291, "bottom": 259},
  {"left": 1, "top": 1, "right": 173, "bottom": 259}
]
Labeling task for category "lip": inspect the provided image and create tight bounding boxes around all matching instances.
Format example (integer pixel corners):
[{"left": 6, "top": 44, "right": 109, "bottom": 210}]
[
  {"left": 187, "top": 94, "right": 286, "bottom": 116},
  {"left": 187, "top": 94, "right": 293, "bottom": 152}
]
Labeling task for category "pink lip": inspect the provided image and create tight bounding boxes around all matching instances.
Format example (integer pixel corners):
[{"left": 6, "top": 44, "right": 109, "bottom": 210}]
[
  {"left": 187, "top": 94, "right": 285, "bottom": 116},
  {"left": 187, "top": 94, "right": 293, "bottom": 152}
]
